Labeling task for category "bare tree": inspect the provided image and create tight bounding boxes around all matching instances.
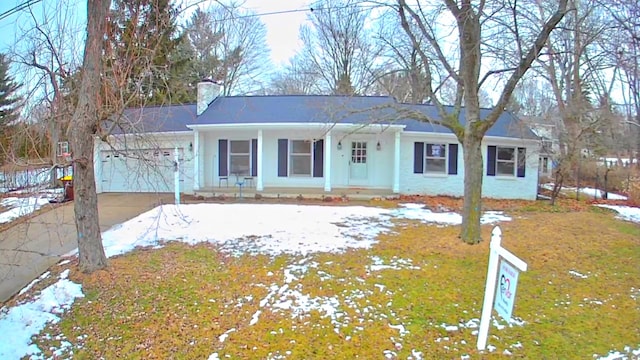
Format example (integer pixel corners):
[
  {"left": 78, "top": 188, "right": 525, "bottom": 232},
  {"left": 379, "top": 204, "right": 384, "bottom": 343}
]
[
  {"left": 8, "top": 0, "right": 83, "bottom": 182},
  {"left": 269, "top": 54, "right": 323, "bottom": 95},
  {"left": 69, "top": 0, "right": 110, "bottom": 273},
  {"left": 297, "top": 0, "right": 383, "bottom": 95},
  {"left": 602, "top": 0, "right": 640, "bottom": 165},
  {"left": 396, "top": 0, "right": 569, "bottom": 243},
  {"left": 523, "top": 0, "right": 628, "bottom": 203},
  {"left": 183, "top": 3, "right": 269, "bottom": 96}
]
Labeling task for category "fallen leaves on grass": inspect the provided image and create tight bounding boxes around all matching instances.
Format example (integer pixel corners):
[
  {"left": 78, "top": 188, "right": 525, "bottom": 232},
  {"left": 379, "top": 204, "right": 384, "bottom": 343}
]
[{"left": 26, "top": 202, "right": 640, "bottom": 359}]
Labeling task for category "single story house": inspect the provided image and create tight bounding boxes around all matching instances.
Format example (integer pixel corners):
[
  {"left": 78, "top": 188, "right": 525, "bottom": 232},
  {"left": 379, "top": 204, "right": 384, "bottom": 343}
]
[{"left": 93, "top": 81, "right": 541, "bottom": 200}]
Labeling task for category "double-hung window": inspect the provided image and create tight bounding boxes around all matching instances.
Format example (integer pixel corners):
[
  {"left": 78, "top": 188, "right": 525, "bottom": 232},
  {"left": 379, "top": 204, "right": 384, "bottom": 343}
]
[
  {"left": 414, "top": 142, "right": 458, "bottom": 175},
  {"left": 229, "top": 140, "right": 251, "bottom": 175},
  {"left": 290, "top": 140, "right": 312, "bottom": 176},
  {"left": 496, "top": 147, "right": 516, "bottom": 176},
  {"left": 487, "top": 145, "right": 526, "bottom": 178},
  {"left": 425, "top": 144, "right": 446, "bottom": 173}
]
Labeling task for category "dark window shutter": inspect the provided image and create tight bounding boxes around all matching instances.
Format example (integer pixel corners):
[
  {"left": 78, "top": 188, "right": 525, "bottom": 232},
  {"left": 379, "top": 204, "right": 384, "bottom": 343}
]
[
  {"left": 251, "top": 139, "right": 258, "bottom": 177},
  {"left": 313, "top": 139, "right": 324, "bottom": 177},
  {"left": 517, "top": 147, "right": 526, "bottom": 178},
  {"left": 487, "top": 145, "right": 497, "bottom": 176},
  {"left": 218, "top": 139, "right": 228, "bottom": 176},
  {"left": 448, "top": 144, "right": 458, "bottom": 175},
  {"left": 278, "top": 139, "right": 288, "bottom": 177},
  {"left": 413, "top": 142, "right": 424, "bottom": 173}
]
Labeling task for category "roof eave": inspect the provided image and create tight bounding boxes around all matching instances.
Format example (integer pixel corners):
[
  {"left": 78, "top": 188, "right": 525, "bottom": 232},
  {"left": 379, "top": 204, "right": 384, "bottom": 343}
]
[{"left": 187, "top": 122, "right": 406, "bottom": 131}]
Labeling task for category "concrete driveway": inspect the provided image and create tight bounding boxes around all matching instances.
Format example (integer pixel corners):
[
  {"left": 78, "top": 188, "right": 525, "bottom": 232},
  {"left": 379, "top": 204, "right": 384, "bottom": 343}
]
[{"left": 0, "top": 193, "right": 172, "bottom": 303}]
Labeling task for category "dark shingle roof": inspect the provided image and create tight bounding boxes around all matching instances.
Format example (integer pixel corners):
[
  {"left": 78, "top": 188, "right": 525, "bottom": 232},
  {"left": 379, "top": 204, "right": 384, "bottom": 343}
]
[
  {"left": 109, "top": 104, "right": 197, "bottom": 134},
  {"left": 115, "top": 96, "right": 536, "bottom": 139}
]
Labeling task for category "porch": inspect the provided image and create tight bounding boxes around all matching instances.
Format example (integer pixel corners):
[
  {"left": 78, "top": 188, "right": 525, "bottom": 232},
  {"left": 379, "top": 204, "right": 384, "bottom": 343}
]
[{"left": 193, "top": 185, "right": 397, "bottom": 201}]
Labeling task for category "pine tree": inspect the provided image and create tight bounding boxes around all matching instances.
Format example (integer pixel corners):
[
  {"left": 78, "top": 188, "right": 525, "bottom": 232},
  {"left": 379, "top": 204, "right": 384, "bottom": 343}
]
[
  {"left": 104, "top": 0, "right": 184, "bottom": 106},
  {"left": 0, "top": 53, "right": 22, "bottom": 129}
]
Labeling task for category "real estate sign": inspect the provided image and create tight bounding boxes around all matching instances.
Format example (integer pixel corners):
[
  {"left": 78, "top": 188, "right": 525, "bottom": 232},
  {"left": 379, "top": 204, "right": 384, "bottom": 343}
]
[
  {"left": 494, "top": 259, "right": 520, "bottom": 321},
  {"left": 477, "top": 226, "right": 527, "bottom": 351}
]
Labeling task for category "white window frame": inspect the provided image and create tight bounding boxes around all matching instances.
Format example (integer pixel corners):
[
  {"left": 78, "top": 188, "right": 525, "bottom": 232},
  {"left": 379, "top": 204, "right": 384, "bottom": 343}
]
[
  {"left": 229, "top": 140, "right": 251, "bottom": 176},
  {"left": 424, "top": 143, "right": 447, "bottom": 174},
  {"left": 290, "top": 140, "right": 312, "bottom": 176},
  {"left": 496, "top": 146, "right": 516, "bottom": 176}
]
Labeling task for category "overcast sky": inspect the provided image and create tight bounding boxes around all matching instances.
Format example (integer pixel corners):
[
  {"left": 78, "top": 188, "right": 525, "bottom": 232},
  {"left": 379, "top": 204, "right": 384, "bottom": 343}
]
[{"left": 0, "top": 0, "right": 313, "bottom": 66}]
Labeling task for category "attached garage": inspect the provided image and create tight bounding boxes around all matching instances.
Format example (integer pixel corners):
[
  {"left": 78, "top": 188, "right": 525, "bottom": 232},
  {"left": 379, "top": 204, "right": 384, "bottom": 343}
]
[{"left": 100, "top": 149, "right": 184, "bottom": 193}]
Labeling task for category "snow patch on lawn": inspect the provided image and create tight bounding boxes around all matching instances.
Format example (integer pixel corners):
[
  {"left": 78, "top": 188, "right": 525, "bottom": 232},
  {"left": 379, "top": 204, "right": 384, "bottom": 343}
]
[
  {"left": 391, "top": 203, "right": 511, "bottom": 225},
  {"left": 541, "top": 184, "right": 628, "bottom": 200},
  {"left": 0, "top": 196, "right": 52, "bottom": 224},
  {"left": 97, "top": 203, "right": 511, "bottom": 258},
  {"left": 5, "top": 202, "right": 513, "bottom": 358},
  {"left": 596, "top": 205, "right": 640, "bottom": 224},
  {"left": 0, "top": 270, "right": 83, "bottom": 359}
]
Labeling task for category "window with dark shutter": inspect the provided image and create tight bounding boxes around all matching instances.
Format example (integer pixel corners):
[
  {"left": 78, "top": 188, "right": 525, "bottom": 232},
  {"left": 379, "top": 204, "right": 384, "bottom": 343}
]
[
  {"left": 251, "top": 139, "right": 258, "bottom": 177},
  {"left": 218, "top": 139, "right": 228, "bottom": 176},
  {"left": 277, "top": 139, "right": 288, "bottom": 177},
  {"left": 313, "top": 139, "right": 324, "bottom": 177},
  {"left": 448, "top": 144, "right": 458, "bottom": 175},
  {"left": 517, "top": 147, "right": 526, "bottom": 178},
  {"left": 487, "top": 145, "right": 497, "bottom": 176},
  {"left": 413, "top": 142, "right": 424, "bottom": 173}
]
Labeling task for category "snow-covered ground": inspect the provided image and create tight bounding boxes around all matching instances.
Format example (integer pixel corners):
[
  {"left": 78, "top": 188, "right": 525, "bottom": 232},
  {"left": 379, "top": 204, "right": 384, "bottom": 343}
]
[
  {"left": 540, "top": 183, "right": 628, "bottom": 200},
  {"left": 596, "top": 205, "right": 640, "bottom": 224},
  {"left": 0, "top": 195, "right": 57, "bottom": 224},
  {"left": 0, "top": 202, "right": 637, "bottom": 359}
]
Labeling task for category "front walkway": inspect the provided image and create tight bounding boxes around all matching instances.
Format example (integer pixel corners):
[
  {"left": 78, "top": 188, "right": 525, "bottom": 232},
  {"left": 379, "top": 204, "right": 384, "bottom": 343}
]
[{"left": 0, "top": 193, "right": 171, "bottom": 303}]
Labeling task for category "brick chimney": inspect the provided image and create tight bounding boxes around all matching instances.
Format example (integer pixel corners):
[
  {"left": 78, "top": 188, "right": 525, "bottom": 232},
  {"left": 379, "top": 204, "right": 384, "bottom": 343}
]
[{"left": 197, "top": 80, "right": 221, "bottom": 116}]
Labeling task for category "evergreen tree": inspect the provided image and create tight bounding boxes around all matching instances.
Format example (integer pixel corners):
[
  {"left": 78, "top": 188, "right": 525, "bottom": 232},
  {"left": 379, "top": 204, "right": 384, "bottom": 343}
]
[
  {"left": 103, "top": 0, "right": 185, "bottom": 106},
  {"left": 0, "top": 53, "right": 22, "bottom": 128}
]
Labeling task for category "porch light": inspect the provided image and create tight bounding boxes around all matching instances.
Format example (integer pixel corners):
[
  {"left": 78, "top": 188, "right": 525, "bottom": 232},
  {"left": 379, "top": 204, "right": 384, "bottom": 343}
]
[
  {"left": 189, "top": 142, "right": 193, "bottom": 152},
  {"left": 376, "top": 141, "right": 381, "bottom": 151},
  {"left": 337, "top": 141, "right": 342, "bottom": 150}
]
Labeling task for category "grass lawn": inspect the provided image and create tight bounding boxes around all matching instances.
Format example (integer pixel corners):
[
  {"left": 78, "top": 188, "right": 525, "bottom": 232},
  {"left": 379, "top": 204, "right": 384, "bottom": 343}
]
[{"left": 17, "top": 199, "right": 640, "bottom": 359}]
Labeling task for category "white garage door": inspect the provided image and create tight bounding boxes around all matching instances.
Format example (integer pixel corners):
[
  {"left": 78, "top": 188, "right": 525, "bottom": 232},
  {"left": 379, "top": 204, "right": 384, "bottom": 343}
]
[{"left": 101, "top": 149, "right": 182, "bottom": 193}]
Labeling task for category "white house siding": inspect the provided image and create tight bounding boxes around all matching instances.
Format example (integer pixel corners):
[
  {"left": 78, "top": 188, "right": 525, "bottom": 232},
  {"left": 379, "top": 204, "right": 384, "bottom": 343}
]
[
  {"left": 199, "top": 128, "right": 397, "bottom": 190},
  {"left": 399, "top": 133, "right": 539, "bottom": 200},
  {"left": 481, "top": 137, "right": 539, "bottom": 200},
  {"left": 399, "top": 133, "right": 464, "bottom": 197},
  {"left": 94, "top": 133, "right": 194, "bottom": 194},
  {"left": 95, "top": 128, "right": 539, "bottom": 200},
  {"left": 329, "top": 131, "right": 395, "bottom": 189}
]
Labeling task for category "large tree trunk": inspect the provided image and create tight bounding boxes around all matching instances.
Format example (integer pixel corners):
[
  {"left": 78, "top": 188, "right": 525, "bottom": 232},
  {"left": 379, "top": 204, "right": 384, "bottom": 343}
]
[
  {"left": 69, "top": 0, "right": 110, "bottom": 273},
  {"left": 460, "top": 134, "right": 484, "bottom": 244}
]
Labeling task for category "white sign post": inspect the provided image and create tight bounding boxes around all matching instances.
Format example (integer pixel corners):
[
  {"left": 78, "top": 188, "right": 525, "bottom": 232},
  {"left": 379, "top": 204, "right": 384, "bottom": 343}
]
[
  {"left": 174, "top": 147, "right": 180, "bottom": 205},
  {"left": 477, "top": 226, "right": 527, "bottom": 351}
]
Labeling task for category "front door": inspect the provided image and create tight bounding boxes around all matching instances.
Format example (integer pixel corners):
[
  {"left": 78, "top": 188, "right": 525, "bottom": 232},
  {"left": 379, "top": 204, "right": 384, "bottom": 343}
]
[{"left": 349, "top": 141, "right": 368, "bottom": 185}]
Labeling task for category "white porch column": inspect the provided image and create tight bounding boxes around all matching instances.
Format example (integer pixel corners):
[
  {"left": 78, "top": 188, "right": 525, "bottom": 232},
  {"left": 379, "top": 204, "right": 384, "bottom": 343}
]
[
  {"left": 257, "top": 130, "right": 264, "bottom": 191},
  {"left": 393, "top": 131, "right": 401, "bottom": 193},
  {"left": 193, "top": 130, "right": 200, "bottom": 191},
  {"left": 324, "top": 132, "right": 332, "bottom": 192}
]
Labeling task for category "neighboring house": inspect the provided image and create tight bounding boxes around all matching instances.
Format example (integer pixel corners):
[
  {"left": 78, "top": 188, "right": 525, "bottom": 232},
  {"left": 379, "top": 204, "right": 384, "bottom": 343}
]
[
  {"left": 93, "top": 81, "right": 541, "bottom": 200},
  {"left": 528, "top": 123, "right": 559, "bottom": 178}
]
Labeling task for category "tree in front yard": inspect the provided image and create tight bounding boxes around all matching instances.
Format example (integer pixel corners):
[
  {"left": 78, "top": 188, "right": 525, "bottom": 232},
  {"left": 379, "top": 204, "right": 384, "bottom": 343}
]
[
  {"left": 396, "top": 0, "right": 569, "bottom": 244},
  {"left": 69, "top": 0, "right": 110, "bottom": 273}
]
